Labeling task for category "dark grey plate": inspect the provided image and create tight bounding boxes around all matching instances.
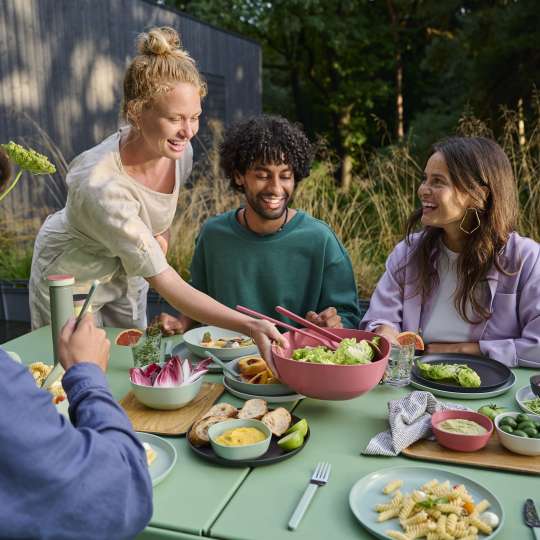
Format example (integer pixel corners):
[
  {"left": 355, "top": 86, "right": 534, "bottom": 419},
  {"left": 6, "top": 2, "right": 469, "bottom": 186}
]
[
  {"left": 171, "top": 341, "right": 222, "bottom": 373},
  {"left": 187, "top": 414, "right": 309, "bottom": 467},
  {"left": 412, "top": 353, "right": 512, "bottom": 393}
]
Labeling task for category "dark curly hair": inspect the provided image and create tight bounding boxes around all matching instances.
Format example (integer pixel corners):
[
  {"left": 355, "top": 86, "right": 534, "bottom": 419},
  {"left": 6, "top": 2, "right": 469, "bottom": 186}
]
[{"left": 220, "top": 115, "right": 313, "bottom": 192}]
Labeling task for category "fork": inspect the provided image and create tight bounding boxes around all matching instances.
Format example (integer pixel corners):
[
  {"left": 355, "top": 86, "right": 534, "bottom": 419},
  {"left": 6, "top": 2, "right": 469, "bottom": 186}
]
[{"left": 288, "top": 462, "right": 331, "bottom": 530}]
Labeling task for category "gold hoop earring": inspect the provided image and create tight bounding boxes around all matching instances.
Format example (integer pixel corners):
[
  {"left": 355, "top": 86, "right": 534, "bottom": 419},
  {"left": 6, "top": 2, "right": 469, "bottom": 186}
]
[{"left": 459, "top": 207, "right": 481, "bottom": 235}]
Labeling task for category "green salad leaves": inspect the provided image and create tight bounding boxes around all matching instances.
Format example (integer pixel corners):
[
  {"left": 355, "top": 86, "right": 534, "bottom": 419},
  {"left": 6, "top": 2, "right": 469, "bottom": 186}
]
[
  {"left": 291, "top": 337, "right": 380, "bottom": 365},
  {"left": 417, "top": 362, "right": 481, "bottom": 388}
]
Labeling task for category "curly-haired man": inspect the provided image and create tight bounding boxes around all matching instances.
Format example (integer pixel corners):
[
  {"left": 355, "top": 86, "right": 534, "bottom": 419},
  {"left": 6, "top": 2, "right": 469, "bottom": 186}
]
[{"left": 156, "top": 115, "right": 361, "bottom": 333}]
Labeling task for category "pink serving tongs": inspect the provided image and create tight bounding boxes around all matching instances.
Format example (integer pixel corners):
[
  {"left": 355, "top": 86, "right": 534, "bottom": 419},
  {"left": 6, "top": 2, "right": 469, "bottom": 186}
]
[
  {"left": 236, "top": 305, "right": 339, "bottom": 350},
  {"left": 274, "top": 305, "right": 342, "bottom": 348}
]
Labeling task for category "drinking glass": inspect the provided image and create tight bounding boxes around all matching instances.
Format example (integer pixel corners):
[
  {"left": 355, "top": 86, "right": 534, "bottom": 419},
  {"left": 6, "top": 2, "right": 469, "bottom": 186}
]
[{"left": 385, "top": 342, "right": 415, "bottom": 387}]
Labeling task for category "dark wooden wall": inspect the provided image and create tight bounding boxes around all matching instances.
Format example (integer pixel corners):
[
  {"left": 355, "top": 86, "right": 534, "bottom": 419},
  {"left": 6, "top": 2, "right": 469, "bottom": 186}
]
[{"left": 0, "top": 0, "right": 261, "bottom": 219}]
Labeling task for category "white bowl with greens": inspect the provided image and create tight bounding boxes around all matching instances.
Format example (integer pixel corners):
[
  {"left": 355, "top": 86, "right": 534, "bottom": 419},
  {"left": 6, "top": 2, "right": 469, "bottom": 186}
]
[
  {"left": 183, "top": 326, "right": 258, "bottom": 361},
  {"left": 515, "top": 385, "right": 540, "bottom": 415}
]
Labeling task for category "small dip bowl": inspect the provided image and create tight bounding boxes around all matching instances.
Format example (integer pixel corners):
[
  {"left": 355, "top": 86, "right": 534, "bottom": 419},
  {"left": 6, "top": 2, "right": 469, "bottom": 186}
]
[
  {"left": 495, "top": 412, "right": 540, "bottom": 456},
  {"left": 431, "top": 410, "right": 493, "bottom": 452},
  {"left": 208, "top": 418, "right": 272, "bottom": 461}
]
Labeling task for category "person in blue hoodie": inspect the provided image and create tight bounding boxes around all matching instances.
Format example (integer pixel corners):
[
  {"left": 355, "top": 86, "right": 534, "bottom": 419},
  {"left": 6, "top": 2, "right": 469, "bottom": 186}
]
[{"left": 1, "top": 145, "right": 152, "bottom": 539}]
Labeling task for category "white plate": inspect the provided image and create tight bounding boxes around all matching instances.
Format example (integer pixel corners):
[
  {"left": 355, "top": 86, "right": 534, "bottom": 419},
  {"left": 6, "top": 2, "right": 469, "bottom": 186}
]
[
  {"left": 182, "top": 326, "right": 258, "bottom": 360},
  {"left": 222, "top": 377, "right": 304, "bottom": 403},
  {"left": 349, "top": 465, "right": 504, "bottom": 540},
  {"left": 136, "top": 432, "right": 177, "bottom": 487},
  {"left": 515, "top": 384, "right": 540, "bottom": 414},
  {"left": 410, "top": 371, "right": 515, "bottom": 399}
]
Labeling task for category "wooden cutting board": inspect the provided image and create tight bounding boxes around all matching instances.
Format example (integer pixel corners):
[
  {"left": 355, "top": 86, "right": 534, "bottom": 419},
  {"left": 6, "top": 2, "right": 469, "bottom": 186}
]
[
  {"left": 402, "top": 434, "right": 540, "bottom": 475},
  {"left": 120, "top": 382, "right": 224, "bottom": 436}
]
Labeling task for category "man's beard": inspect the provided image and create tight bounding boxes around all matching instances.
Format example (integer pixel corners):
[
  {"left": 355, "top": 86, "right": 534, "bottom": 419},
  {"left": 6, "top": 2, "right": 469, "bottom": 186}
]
[{"left": 245, "top": 192, "right": 289, "bottom": 220}]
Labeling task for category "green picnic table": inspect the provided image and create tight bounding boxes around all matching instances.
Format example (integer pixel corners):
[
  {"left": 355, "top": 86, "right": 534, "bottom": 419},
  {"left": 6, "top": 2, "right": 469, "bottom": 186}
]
[{"left": 3, "top": 326, "right": 538, "bottom": 539}]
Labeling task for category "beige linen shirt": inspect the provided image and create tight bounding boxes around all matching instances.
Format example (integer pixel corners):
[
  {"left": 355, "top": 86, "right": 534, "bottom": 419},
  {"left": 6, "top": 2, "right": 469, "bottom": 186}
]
[{"left": 29, "top": 129, "right": 193, "bottom": 329}]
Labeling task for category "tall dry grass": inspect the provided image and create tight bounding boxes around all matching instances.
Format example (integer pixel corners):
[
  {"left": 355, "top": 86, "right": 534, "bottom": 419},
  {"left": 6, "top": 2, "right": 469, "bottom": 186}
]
[
  {"left": 168, "top": 110, "right": 540, "bottom": 298},
  {"left": 2, "top": 110, "right": 539, "bottom": 298}
]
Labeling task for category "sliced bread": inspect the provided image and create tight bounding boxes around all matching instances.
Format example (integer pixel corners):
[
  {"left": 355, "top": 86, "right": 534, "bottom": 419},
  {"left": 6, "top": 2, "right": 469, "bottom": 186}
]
[
  {"left": 238, "top": 398, "right": 268, "bottom": 420},
  {"left": 188, "top": 415, "right": 227, "bottom": 446},
  {"left": 261, "top": 407, "right": 292, "bottom": 436},
  {"left": 201, "top": 402, "right": 238, "bottom": 420}
]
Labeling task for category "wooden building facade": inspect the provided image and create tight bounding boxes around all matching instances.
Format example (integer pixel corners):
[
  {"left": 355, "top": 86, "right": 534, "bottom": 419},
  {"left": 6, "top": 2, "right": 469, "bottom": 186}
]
[{"left": 0, "top": 0, "right": 261, "bottom": 217}]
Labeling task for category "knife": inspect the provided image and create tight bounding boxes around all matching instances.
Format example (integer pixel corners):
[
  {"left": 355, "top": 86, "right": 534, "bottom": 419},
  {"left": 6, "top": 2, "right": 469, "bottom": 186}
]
[
  {"left": 524, "top": 499, "right": 540, "bottom": 540},
  {"left": 41, "top": 362, "right": 65, "bottom": 390}
]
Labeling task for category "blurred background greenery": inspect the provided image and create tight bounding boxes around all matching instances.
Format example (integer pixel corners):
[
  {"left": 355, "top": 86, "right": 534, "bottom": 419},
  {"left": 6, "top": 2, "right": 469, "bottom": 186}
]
[{"left": 1, "top": 0, "right": 539, "bottom": 299}]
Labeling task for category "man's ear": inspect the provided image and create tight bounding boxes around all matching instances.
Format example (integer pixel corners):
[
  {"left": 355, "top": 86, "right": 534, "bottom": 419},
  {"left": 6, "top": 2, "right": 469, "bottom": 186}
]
[{"left": 234, "top": 172, "right": 244, "bottom": 190}]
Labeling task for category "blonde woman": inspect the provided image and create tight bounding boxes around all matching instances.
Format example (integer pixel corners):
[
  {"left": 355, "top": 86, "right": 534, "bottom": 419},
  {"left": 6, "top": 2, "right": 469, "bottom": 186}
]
[{"left": 29, "top": 27, "right": 281, "bottom": 356}]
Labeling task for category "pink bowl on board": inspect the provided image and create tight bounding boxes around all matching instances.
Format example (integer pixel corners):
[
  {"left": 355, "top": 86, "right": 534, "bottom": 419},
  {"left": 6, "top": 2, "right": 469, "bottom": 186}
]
[
  {"left": 270, "top": 329, "right": 390, "bottom": 400},
  {"left": 431, "top": 410, "right": 493, "bottom": 452}
]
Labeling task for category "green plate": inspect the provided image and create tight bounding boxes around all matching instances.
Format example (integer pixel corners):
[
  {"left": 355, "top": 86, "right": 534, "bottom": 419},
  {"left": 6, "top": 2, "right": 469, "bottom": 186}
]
[
  {"left": 136, "top": 432, "right": 177, "bottom": 487},
  {"left": 410, "top": 371, "right": 515, "bottom": 399},
  {"left": 349, "top": 465, "right": 504, "bottom": 540}
]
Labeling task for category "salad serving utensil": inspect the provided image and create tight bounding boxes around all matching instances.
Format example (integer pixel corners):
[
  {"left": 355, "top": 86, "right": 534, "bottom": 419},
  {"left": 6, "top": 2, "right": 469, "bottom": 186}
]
[
  {"left": 288, "top": 462, "right": 331, "bottom": 531},
  {"left": 274, "top": 306, "right": 342, "bottom": 348},
  {"left": 524, "top": 498, "right": 540, "bottom": 540},
  {"left": 204, "top": 350, "right": 241, "bottom": 379},
  {"left": 236, "top": 305, "right": 338, "bottom": 350}
]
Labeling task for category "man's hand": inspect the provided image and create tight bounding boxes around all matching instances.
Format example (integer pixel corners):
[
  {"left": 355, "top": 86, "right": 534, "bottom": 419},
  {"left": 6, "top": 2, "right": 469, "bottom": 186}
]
[
  {"left": 305, "top": 307, "right": 342, "bottom": 328},
  {"left": 374, "top": 324, "right": 399, "bottom": 346},
  {"left": 58, "top": 314, "right": 110, "bottom": 372},
  {"left": 426, "top": 342, "right": 482, "bottom": 356},
  {"left": 151, "top": 313, "right": 187, "bottom": 336}
]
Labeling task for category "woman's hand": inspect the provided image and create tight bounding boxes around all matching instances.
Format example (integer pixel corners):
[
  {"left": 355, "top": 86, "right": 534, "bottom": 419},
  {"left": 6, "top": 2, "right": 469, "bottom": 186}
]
[
  {"left": 154, "top": 234, "right": 169, "bottom": 255},
  {"left": 374, "top": 324, "right": 399, "bottom": 346},
  {"left": 243, "top": 319, "right": 287, "bottom": 375},
  {"left": 305, "top": 307, "right": 342, "bottom": 328},
  {"left": 425, "top": 342, "right": 482, "bottom": 356}
]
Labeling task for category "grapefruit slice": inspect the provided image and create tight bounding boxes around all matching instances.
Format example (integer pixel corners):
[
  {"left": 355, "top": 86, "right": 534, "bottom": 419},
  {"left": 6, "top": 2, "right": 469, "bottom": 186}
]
[
  {"left": 396, "top": 331, "right": 425, "bottom": 350},
  {"left": 115, "top": 328, "right": 143, "bottom": 346}
]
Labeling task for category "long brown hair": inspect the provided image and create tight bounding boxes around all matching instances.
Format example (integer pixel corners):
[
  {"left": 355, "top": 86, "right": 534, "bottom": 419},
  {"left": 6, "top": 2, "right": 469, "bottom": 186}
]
[{"left": 405, "top": 136, "right": 518, "bottom": 323}]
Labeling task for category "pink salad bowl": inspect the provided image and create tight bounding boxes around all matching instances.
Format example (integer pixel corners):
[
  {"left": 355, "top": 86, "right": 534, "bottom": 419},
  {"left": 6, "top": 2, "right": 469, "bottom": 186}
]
[
  {"left": 270, "top": 329, "right": 390, "bottom": 400},
  {"left": 431, "top": 410, "right": 493, "bottom": 452}
]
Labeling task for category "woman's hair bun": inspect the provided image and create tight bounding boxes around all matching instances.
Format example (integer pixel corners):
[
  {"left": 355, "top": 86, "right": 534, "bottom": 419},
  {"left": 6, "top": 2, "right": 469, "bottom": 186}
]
[{"left": 138, "top": 26, "right": 181, "bottom": 56}]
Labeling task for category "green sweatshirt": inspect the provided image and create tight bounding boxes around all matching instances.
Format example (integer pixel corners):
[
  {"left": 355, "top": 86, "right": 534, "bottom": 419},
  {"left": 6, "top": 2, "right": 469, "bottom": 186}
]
[{"left": 190, "top": 209, "right": 361, "bottom": 328}]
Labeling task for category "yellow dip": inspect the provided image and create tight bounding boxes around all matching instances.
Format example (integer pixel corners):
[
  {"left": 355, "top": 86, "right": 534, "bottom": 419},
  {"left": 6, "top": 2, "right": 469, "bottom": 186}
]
[
  {"left": 436, "top": 419, "right": 487, "bottom": 435},
  {"left": 215, "top": 427, "right": 267, "bottom": 446}
]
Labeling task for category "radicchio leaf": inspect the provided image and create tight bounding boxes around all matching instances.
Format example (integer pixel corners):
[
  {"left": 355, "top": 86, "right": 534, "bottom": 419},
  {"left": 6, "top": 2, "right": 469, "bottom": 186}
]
[
  {"left": 154, "top": 356, "right": 183, "bottom": 387},
  {"left": 129, "top": 367, "right": 153, "bottom": 386}
]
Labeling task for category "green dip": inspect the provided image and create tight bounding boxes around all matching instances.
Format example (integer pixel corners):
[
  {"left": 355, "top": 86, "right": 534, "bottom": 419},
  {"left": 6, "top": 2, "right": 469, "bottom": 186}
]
[{"left": 436, "top": 418, "right": 487, "bottom": 435}]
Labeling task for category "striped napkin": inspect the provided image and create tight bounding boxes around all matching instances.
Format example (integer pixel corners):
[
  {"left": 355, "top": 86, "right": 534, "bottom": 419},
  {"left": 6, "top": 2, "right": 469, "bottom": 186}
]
[{"left": 362, "top": 391, "right": 469, "bottom": 457}]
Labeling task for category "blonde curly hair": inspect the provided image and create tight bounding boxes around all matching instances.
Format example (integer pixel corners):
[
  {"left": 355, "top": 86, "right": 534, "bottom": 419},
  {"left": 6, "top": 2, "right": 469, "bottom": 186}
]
[{"left": 122, "top": 26, "right": 207, "bottom": 125}]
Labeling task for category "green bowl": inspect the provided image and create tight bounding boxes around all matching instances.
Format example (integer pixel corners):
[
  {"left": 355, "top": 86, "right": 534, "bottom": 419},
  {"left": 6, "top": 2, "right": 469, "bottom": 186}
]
[
  {"left": 130, "top": 377, "right": 203, "bottom": 410},
  {"left": 208, "top": 419, "right": 272, "bottom": 460}
]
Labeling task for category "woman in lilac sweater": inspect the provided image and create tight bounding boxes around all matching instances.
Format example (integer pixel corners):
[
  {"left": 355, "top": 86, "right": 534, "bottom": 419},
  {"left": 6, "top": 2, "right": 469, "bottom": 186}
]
[{"left": 361, "top": 136, "right": 540, "bottom": 368}]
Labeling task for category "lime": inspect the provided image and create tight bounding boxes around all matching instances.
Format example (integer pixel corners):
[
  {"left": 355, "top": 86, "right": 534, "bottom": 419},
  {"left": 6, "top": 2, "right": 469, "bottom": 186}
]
[
  {"left": 277, "top": 431, "right": 304, "bottom": 452},
  {"left": 517, "top": 421, "right": 535, "bottom": 431},
  {"left": 523, "top": 427, "right": 538, "bottom": 437},
  {"left": 285, "top": 418, "right": 309, "bottom": 438},
  {"left": 516, "top": 413, "right": 530, "bottom": 424},
  {"left": 499, "top": 424, "right": 514, "bottom": 434},
  {"left": 512, "top": 430, "right": 528, "bottom": 438}
]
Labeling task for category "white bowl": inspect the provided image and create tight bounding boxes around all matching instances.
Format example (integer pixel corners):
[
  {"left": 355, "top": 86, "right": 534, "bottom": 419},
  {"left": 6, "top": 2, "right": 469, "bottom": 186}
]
[
  {"left": 182, "top": 325, "right": 258, "bottom": 361},
  {"left": 130, "top": 377, "right": 203, "bottom": 410},
  {"left": 495, "top": 411, "right": 540, "bottom": 456},
  {"left": 208, "top": 418, "right": 272, "bottom": 461}
]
